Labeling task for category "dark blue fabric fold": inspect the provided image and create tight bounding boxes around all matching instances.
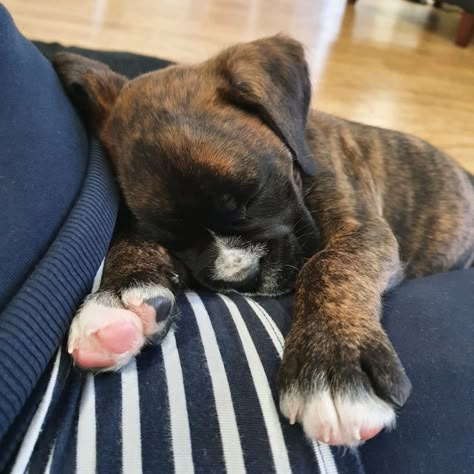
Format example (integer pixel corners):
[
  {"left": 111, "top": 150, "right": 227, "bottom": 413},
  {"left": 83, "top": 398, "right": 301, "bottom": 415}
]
[
  {"left": 0, "top": 4, "right": 89, "bottom": 311},
  {"left": 0, "top": 138, "right": 118, "bottom": 446}
]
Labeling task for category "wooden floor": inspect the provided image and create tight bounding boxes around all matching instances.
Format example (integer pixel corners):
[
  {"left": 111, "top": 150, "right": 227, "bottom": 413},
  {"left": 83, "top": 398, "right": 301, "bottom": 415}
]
[{"left": 4, "top": 0, "right": 474, "bottom": 172}]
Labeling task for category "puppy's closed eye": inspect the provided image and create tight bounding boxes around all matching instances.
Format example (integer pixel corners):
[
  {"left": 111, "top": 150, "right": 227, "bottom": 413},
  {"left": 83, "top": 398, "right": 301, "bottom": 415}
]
[
  {"left": 219, "top": 193, "right": 239, "bottom": 213},
  {"left": 213, "top": 193, "right": 248, "bottom": 225}
]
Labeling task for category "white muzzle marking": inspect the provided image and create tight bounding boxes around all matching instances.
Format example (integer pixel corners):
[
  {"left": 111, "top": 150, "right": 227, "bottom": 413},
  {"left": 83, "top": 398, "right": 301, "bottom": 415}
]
[{"left": 211, "top": 235, "right": 265, "bottom": 283}]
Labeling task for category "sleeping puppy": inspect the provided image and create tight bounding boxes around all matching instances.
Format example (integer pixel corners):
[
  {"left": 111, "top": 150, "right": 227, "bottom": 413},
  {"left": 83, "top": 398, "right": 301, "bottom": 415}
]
[{"left": 53, "top": 36, "right": 474, "bottom": 447}]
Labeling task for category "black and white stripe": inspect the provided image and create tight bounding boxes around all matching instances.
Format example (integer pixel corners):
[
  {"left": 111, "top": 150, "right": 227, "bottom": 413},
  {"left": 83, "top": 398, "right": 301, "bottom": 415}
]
[
  {"left": 10, "top": 267, "right": 363, "bottom": 474},
  {"left": 241, "top": 297, "right": 338, "bottom": 474}
]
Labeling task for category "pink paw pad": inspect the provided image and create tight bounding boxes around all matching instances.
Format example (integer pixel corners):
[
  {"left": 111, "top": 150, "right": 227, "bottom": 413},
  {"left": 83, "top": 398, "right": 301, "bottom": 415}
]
[
  {"left": 126, "top": 300, "right": 160, "bottom": 335},
  {"left": 323, "top": 425, "right": 382, "bottom": 445},
  {"left": 96, "top": 320, "right": 142, "bottom": 353},
  {"left": 68, "top": 303, "right": 145, "bottom": 370},
  {"left": 359, "top": 426, "right": 383, "bottom": 441},
  {"left": 69, "top": 287, "right": 175, "bottom": 371},
  {"left": 72, "top": 348, "right": 118, "bottom": 368}
]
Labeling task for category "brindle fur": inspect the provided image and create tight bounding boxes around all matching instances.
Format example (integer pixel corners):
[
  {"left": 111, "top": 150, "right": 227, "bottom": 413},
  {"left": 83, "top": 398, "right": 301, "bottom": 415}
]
[{"left": 53, "top": 36, "right": 474, "bottom": 430}]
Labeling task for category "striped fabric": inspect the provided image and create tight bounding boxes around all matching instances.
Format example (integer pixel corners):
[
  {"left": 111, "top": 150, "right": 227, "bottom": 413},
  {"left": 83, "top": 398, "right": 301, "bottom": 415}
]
[{"left": 9, "top": 266, "right": 363, "bottom": 474}]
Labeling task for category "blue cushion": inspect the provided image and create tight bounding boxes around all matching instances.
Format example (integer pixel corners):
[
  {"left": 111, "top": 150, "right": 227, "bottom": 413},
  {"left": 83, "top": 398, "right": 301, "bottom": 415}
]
[
  {"left": 360, "top": 268, "right": 474, "bottom": 474},
  {"left": 0, "top": 5, "right": 119, "bottom": 462},
  {"left": 0, "top": 4, "right": 87, "bottom": 311}
]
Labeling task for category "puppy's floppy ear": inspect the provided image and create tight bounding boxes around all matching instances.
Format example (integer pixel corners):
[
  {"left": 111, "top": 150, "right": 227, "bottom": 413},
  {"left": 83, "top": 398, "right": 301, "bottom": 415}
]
[
  {"left": 53, "top": 52, "right": 127, "bottom": 132},
  {"left": 215, "top": 35, "right": 316, "bottom": 176}
]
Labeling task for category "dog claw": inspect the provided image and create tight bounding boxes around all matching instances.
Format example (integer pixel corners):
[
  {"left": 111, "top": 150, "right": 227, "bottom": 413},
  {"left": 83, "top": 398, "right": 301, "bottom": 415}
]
[{"left": 287, "top": 405, "right": 299, "bottom": 425}]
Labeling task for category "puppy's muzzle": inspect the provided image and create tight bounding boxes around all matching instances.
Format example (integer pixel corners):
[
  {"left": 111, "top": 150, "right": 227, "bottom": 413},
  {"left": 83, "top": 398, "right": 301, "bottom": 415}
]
[{"left": 212, "top": 244, "right": 262, "bottom": 288}]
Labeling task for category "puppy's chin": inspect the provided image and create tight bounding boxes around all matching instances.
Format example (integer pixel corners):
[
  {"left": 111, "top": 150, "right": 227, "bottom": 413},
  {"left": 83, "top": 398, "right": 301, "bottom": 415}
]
[
  {"left": 191, "top": 259, "right": 300, "bottom": 297},
  {"left": 241, "top": 286, "right": 294, "bottom": 298},
  {"left": 196, "top": 278, "right": 296, "bottom": 298}
]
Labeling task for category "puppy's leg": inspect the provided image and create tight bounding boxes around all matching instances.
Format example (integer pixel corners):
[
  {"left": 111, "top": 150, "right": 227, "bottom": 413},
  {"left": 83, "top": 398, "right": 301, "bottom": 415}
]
[
  {"left": 279, "top": 217, "right": 412, "bottom": 446},
  {"left": 68, "top": 232, "right": 180, "bottom": 370}
]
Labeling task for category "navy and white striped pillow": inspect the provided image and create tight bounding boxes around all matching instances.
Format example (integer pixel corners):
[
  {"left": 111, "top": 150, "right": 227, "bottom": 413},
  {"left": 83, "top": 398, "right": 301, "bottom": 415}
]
[{"left": 11, "top": 263, "right": 363, "bottom": 474}]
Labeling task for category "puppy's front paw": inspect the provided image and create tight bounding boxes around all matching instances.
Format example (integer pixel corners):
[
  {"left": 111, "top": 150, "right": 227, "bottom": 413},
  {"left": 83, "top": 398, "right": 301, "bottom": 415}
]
[
  {"left": 279, "top": 325, "right": 411, "bottom": 446},
  {"left": 68, "top": 285, "right": 175, "bottom": 370}
]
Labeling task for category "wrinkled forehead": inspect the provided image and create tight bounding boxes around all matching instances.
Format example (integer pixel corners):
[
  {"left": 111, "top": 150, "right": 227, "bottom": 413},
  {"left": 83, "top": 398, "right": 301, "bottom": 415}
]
[
  {"left": 118, "top": 64, "right": 219, "bottom": 112},
  {"left": 109, "top": 71, "right": 293, "bottom": 172}
]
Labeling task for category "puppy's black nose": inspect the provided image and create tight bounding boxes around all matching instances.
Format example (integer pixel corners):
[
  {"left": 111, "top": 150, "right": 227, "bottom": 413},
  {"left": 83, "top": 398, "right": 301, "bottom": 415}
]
[
  {"left": 144, "top": 297, "right": 173, "bottom": 321},
  {"left": 233, "top": 264, "right": 261, "bottom": 290}
]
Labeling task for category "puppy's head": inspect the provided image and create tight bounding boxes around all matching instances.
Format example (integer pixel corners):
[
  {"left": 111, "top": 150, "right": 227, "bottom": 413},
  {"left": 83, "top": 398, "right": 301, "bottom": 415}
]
[{"left": 54, "top": 36, "right": 319, "bottom": 295}]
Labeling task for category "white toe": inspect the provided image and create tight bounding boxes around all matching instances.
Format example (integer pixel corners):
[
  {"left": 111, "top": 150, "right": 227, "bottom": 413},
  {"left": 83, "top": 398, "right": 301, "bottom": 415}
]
[{"left": 281, "top": 388, "right": 395, "bottom": 446}]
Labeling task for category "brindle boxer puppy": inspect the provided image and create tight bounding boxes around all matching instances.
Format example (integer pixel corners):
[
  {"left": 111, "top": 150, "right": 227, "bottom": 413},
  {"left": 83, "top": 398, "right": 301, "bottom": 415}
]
[{"left": 53, "top": 36, "right": 474, "bottom": 446}]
